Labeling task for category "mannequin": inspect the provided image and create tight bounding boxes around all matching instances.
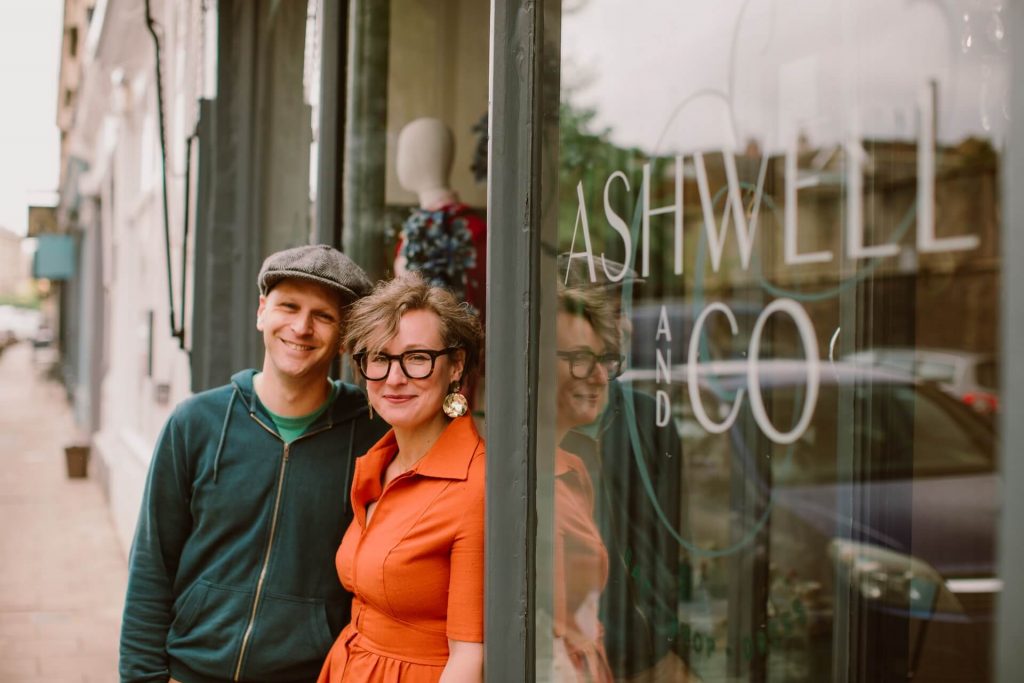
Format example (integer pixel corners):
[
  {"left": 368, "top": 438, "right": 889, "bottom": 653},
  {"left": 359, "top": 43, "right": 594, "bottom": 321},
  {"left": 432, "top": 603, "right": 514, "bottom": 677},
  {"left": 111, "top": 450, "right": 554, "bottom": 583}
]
[
  {"left": 396, "top": 118, "right": 459, "bottom": 210},
  {"left": 394, "top": 117, "right": 487, "bottom": 320}
]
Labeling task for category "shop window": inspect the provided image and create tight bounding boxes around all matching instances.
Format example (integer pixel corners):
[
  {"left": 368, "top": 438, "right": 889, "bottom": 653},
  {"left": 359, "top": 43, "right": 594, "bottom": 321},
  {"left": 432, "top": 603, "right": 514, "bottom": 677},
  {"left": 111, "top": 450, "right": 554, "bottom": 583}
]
[
  {"left": 340, "top": 0, "right": 490, "bottom": 293},
  {"left": 537, "top": 0, "right": 1007, "bottom": 681}
]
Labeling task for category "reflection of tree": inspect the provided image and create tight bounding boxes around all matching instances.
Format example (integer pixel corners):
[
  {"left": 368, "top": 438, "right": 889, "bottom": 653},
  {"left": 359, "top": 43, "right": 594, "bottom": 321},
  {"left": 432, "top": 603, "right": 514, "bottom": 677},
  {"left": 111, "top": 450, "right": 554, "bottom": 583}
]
[{"left": 558, "top": 99, "right": 645, "bottom": 263}]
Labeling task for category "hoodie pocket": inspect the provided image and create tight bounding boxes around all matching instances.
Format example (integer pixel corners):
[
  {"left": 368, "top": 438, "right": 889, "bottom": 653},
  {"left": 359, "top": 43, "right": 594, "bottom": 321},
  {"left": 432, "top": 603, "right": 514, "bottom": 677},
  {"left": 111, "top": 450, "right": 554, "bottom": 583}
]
[
  {"left": 166, "top": 581, "right": 251, "bottom": 680},
  {"left": 169, "top": 580, "right": 210, "bottom": 635},
  {"left": 241, "top": 592, "right": 337, "bottom": 681}
]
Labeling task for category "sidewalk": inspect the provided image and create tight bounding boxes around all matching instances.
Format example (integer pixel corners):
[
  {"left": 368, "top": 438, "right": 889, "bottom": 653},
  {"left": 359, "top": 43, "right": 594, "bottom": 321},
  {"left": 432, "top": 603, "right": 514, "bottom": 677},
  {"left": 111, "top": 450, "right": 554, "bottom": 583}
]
[{"left": 0, "top": 342, "right": 125, "bottom": 682}]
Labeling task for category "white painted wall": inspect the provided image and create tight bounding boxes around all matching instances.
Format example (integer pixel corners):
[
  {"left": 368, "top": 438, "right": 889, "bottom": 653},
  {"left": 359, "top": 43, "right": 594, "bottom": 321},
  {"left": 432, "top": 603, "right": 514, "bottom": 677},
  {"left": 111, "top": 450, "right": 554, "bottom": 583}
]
[{"left": 68, "top": 0, "right": 209, "bottom": 554}]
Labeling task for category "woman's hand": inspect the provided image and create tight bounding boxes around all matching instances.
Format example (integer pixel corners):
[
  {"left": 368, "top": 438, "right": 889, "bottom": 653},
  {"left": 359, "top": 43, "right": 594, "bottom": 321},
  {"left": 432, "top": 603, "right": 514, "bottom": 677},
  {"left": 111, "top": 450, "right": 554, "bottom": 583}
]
[{"left": 439, "top": 639, "right": 483, "bottom": 683}]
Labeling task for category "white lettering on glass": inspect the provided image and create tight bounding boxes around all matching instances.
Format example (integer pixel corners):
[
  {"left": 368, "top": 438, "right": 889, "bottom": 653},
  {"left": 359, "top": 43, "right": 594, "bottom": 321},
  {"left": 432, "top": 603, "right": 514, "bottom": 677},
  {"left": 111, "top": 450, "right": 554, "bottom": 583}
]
[
  {"left": 746, "top": 299, "right": 820, "bottom": 445},
  {"left": 562, "top": 78, "right": 983, "bottom": 285},
  {"left": 916, "top": 81, "right": 979, "bottom": 253},
  {"left": 656, "top": 347, "right": 672, "bottom": 385},
  {"left": 655, "top": 305, "right": 672, "bottom": 341},
  {"left": 683, "top": 300, "right": 820, "bottom": 444},
  {"left": 565, "top": 181, "right": 597, "bottom": 285},
  {"left": 602, "top": 171, "right": 633, "bottom": 281},
  {"left": 687, "top": 303, "right": 745, "bottom": 434},
  {"left": 784, "top": 135, "right": 834, "bottom": 265},
  {"left": 656, "top": 390, "right": 671, "bottom": 428},
  {"left": 642, "top": 156, "right": 684, "bottom": 276},
  {"left": 694, "top": 152, "right": 760, "bottom": 272},
  {"left": 846, "top": 125, "right": 899, "bottom": 259}
]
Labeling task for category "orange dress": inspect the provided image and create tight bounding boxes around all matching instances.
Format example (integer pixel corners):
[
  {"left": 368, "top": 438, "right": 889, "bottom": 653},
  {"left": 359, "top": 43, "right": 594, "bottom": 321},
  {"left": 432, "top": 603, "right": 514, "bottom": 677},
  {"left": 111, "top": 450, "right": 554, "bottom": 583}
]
[
  {"left": 318, "top": 416, "right": 485, "bottom": 683},
  {"left": 554, "top": 448, "right": 613, "bottom": 683}
]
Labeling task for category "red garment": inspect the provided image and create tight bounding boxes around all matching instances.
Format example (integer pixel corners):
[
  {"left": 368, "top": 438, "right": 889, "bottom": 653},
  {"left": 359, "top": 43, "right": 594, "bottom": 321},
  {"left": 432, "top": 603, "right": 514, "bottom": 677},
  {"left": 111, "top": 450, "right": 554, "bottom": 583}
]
[
  {"left": 554, "top": 448, "right": 613, "bottom": 682},
  {"left": 445, "top": 203, "right": 486, "bottom": 322},
  {"left": 395, "top": 203, "right": 487, "bottom": 321},
  {"left": 318, "top": 417, "right": 485, "bottom": 683}
]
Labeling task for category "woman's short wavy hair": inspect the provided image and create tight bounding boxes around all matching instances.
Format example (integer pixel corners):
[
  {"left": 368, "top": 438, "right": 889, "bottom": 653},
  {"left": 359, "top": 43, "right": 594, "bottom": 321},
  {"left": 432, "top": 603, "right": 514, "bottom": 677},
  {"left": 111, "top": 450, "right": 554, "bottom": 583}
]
[
  {"left": 342, "top": 272, "right": 484, "bottom": 381},
  {"left": 557, "top": 283, "right": 620, "bottom": 353}
]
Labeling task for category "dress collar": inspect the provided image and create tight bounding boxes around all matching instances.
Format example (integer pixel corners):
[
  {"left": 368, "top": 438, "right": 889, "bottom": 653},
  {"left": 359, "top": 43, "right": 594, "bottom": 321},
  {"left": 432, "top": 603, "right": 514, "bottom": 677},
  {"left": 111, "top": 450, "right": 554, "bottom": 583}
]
[
  {"left": 413, "top": 416, "right": 483, "bottom": 480},
  {"left": 350, "top": 416, "right": 483, "bottom": 527}
]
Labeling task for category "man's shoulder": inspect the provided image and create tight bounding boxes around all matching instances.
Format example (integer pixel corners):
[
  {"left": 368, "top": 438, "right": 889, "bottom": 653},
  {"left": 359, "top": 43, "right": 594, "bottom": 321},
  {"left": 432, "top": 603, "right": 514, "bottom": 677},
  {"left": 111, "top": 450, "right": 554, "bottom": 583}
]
[
  {"left": 167, "top": 379, "right": 246, "bottom": 430},
  {"left": 177, "top": 382, "right": 237, "bottom": 411}
]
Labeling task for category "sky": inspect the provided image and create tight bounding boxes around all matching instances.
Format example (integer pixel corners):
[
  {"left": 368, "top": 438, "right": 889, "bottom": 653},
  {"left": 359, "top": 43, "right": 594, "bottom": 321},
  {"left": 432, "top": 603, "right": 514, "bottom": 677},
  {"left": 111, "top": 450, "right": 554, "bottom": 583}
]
[
  {"left": 0, "top": 0, "right": 63, "bottom": 237},
  {"left": 562, "top": 0, "right": 1009, "bottom": 156}
]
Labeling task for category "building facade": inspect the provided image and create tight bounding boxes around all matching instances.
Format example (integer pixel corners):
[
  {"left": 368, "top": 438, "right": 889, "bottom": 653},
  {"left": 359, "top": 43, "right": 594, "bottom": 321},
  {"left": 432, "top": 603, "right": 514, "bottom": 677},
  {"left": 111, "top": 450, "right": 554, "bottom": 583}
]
[{"left": 56, "top": 0, "right": 1024, "bottom": 680}]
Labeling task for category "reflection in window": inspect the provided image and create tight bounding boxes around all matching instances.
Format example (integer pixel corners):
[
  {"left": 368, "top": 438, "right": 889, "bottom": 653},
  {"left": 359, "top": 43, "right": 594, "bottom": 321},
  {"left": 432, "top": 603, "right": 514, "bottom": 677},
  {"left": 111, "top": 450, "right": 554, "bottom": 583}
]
[{"left": 541, "top": 0, "right": 1006, "bottom": 680}]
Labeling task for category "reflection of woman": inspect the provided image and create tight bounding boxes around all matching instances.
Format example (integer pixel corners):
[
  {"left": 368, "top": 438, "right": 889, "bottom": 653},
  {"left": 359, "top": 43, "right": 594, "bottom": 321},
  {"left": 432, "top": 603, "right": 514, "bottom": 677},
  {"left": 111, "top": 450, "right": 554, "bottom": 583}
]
[
  {"left": 318, "top": 274, "right": 485, "bottom": 683},
  {"left": 553, "top": 286, "right": 621, "bottom": 682}
]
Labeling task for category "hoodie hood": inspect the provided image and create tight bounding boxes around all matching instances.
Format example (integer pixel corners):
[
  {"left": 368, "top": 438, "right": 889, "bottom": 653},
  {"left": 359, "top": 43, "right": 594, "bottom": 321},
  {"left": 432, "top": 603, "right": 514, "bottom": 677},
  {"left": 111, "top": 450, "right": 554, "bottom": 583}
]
[
  {"left": 209, "top": 369, "right": 372, "bottom": 483},
  {"left": 229, "top": 368, "right": 371, "bottom": 427}
]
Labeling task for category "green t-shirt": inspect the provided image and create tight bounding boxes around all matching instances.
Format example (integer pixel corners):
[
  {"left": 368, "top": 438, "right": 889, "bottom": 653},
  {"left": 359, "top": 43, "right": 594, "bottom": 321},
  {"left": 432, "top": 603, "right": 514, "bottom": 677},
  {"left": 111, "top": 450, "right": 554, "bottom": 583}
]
[{"left": 260, "top": 381, "right": 339, "bottom": 443}]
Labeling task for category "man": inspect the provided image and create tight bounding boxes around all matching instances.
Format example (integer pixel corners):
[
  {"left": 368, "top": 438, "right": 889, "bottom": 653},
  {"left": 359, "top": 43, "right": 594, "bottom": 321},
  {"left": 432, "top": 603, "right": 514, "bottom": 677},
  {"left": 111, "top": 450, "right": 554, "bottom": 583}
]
[{"left": 120, "top": 244, "right": 390, "bottom": 683}]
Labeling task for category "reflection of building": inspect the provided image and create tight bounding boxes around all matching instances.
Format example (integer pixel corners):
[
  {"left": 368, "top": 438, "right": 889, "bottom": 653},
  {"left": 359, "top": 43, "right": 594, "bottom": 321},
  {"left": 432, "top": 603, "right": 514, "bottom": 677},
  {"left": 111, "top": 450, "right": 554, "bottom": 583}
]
[{"left": 571, "top": 134, "right": 1000, "bottom": 357}]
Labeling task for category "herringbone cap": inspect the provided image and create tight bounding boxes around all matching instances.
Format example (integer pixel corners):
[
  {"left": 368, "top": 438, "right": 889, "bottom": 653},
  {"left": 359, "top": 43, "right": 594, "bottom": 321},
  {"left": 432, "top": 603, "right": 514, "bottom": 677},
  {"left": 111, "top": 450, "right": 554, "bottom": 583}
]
[{"left": 258, "top": 244, "right": 372, "bottom": 305}]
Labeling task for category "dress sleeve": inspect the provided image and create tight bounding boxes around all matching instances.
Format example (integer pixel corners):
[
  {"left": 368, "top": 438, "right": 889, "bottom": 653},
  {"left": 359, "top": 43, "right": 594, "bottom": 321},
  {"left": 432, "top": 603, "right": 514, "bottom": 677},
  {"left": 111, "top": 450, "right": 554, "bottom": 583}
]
[
  {"left": 119, "top": 411, "right": 194, "bottom": 682},
  {"left": 445, "top": 455, "right": 485, "bottom": 642}
]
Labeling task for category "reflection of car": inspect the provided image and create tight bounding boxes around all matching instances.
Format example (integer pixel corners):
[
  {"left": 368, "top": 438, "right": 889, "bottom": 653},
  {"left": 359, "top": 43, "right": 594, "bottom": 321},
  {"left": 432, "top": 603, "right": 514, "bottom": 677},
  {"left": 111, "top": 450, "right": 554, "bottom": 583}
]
[
  {"left": 620, "top": 360, "right": 998, "bottom": 681},
  {"left": 0, "top": 305, "right": 44, "bottom": 343},
  {"left": 845, "top": 347, "right": 999, "bottom": 415},
  {"left": 626, "top": 300, "right": 781, "bottom": 369},
  {"left": 0, "top": 305, "right": 44, "bottom": 352}
]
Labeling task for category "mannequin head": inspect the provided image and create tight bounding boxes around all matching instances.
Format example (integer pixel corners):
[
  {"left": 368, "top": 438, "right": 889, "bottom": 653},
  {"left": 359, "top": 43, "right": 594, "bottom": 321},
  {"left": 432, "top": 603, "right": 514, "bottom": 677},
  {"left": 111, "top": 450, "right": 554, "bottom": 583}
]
[{"left": 396, "top": 117, "right": 458, "bottom": 209}]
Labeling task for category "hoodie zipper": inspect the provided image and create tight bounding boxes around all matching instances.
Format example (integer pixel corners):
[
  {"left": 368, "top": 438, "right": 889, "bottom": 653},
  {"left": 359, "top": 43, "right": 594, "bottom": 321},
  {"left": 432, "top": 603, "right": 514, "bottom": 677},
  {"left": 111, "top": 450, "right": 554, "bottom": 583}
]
[{"left": 232, "top": 414, "right": 334, "bottom": 680}]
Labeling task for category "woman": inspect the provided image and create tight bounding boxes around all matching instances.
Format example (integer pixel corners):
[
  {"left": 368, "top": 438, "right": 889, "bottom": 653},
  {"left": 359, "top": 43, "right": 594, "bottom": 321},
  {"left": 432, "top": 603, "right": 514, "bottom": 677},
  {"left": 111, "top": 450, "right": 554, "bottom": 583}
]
[
  {"left": 552, "top": 285, "right": 620, "bottom": 682},
  {"left": 318, "top": 273, "right": 485, "bottom": 683}
]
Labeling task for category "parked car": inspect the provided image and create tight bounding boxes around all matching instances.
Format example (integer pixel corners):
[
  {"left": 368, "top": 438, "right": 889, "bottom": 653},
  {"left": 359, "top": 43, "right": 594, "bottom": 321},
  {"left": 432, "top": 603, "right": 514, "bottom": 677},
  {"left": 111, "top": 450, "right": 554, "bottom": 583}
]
[
  {"left": 844, "top": 347, "right": 999, "bottom": 415},
  {"left": 0, "top": 305, "right": 43, "bottom": 352},
  {"left": 620, "top": 359, "right": 998, "bottom": 681}
]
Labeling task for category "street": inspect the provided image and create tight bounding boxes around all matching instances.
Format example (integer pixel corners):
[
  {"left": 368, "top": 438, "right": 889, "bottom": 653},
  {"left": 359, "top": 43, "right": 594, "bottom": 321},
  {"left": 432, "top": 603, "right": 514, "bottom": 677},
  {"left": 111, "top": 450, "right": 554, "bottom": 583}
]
[{"left": 0, "top": 342, "right": 124, "bottom": 681}]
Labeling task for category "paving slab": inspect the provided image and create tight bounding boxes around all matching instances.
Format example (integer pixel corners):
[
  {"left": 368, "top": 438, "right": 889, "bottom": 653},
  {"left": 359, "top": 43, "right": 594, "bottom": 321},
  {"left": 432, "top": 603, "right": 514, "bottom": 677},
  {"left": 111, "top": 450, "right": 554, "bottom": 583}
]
[{"left": 0, "top": 343, "right": 125, "bottom": 682}]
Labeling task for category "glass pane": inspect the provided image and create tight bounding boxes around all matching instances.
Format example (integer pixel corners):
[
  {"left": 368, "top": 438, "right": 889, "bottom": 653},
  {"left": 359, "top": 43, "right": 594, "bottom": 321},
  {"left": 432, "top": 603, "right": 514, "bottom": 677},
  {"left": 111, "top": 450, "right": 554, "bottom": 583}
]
[
  {"left": 537, "top": 0, "right": 1006, "bottom": 680},
  {"left": 340, "top": 0, "right": 489, "bottom": 409},
  {"left": 341, "top": 0, "right": 490, "bottom": 296}
]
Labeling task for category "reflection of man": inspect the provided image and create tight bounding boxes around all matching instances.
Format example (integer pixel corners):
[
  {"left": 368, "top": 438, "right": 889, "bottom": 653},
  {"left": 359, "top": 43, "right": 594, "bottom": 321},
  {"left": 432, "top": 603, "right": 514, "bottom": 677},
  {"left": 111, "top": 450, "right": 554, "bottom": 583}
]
[
  {"left": 120, "top": 245, "right": 390, "bottom": 683},
  {"left": 559, "top": 253, "right": 691, "bottom": 681}
]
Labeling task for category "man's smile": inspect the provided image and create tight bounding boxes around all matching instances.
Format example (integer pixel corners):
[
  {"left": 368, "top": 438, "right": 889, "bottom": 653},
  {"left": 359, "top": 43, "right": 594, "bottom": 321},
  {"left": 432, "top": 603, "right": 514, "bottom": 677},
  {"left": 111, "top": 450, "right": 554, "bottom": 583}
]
[{"left": 281, "top": 339, "right": 316, "bottom": 352}]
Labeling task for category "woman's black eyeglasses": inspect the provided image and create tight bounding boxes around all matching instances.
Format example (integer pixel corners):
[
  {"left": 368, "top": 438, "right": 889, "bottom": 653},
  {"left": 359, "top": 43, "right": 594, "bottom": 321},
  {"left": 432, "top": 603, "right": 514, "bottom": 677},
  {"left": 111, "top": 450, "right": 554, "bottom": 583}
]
[
  {"left": 354, "top": 348, "right": 459, "bottom": 381},
  {"left": 556, "top": 350, "right": 624, "bottom": 380}
]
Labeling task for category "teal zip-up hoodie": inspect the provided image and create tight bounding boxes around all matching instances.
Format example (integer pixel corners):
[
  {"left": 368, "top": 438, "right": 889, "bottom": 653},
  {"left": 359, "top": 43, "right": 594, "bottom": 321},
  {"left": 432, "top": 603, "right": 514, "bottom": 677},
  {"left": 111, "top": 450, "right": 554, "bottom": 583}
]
[{"left": 120, "top": 369, "right": 390, "bottom": 683}]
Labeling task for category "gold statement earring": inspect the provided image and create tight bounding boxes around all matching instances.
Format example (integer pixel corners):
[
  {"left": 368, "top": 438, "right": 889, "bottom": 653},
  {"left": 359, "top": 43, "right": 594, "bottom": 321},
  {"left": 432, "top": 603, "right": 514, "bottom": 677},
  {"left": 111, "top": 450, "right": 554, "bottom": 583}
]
[
  {"left": 442, "top": 380, "right": 469, "bottom": 418},
  {"left": 368, "top": 397, "right": 374, "bottom": 420}
]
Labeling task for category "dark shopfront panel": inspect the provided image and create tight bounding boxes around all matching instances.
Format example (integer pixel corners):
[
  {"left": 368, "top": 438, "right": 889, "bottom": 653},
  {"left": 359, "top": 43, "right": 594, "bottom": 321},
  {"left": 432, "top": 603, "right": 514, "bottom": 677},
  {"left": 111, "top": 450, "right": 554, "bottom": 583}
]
[{"left": 484, "top": 0, "right": 1024, "bottom": 681}]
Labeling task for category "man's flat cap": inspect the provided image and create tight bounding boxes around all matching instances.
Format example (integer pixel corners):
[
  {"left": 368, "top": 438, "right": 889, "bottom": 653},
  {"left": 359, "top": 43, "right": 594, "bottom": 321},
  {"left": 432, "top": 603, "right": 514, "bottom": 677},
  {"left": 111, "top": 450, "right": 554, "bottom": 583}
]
[{"left": 258, "top": 244, "right": 372, "bottom": 305}]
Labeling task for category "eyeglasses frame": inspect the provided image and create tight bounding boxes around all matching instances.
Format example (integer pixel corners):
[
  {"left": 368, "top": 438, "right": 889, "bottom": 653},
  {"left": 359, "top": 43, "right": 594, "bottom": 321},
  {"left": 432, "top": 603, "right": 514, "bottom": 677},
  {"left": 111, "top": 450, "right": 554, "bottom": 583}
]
[
  {"left": 556, "top": 349, "right": 624, "bottom": 380},
  {"left": 354, "top": 347, "right": 461, "bottom": 381}
]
